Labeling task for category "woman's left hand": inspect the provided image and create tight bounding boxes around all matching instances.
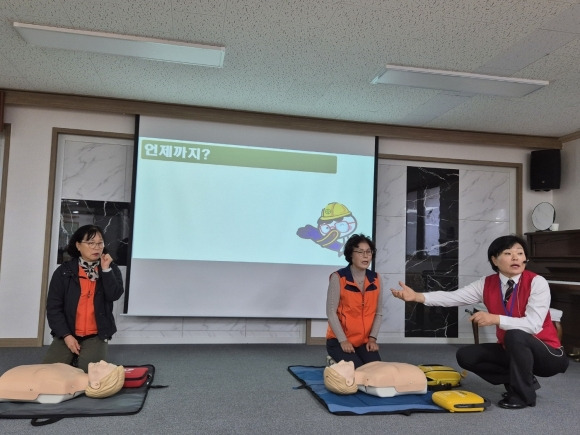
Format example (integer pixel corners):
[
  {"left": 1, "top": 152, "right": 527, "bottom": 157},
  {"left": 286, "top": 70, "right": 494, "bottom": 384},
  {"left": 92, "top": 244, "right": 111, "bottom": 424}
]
[
  {"left": 366, "top": 337, "right": 379, "bottom": 352},
  {"left": 100, "top": 253, "right": 113, "bottom": 270},
  {"left": 469, "top": 311, "right": 500, "bottom": 327}
]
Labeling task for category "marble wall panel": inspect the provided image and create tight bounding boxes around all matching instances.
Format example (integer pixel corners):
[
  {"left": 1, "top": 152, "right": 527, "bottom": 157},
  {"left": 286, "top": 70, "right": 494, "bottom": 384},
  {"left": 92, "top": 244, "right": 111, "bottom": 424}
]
[
  {"left": 375, "top": 159, "right": 514, "bottom": 342},
  {"left": 375, "top": 215, "right": 406, "bottom": 275},
  {"left": 62, "top": 138, "right": 132, "bottom": 202},
  {"left": 245, "top": 318, "right": 303, "bottom": 333},
  {"left": 459, "top": 169, "right": 510, "bottom": 222},
  {"left": 378, "top": 272, "right": 406, "bottom": 335},
  {"left": 58, "top": 199, "right": 131, "bottom": 264},
  {"left": 404, "top": 166, "right": 459, "bottom": 338},
  {"left": 458, "top": 220, "right": 510, "bottom": 277},
  {"left": 182, "top": 317, "right": 247, "bottom": 332},
  {"left": 376, "top": 163, "right": 406, "bottom": 217}
]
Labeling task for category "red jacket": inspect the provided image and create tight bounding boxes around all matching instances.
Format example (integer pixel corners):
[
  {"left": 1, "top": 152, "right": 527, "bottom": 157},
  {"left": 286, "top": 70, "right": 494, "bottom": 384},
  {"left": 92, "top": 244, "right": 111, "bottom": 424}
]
[
  {"left": 326, "top": 267, "right": 380, "bottom": 347},
  {"left": 482, "top": 270, "right": 560, "bottom": 348}
]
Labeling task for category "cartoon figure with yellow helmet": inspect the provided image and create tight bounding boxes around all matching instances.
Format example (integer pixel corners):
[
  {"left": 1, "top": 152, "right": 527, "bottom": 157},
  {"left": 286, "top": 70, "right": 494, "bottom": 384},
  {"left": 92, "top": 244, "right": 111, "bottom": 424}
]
[{"left": 296, "top": 202, "right": 357, "bottom": 255}]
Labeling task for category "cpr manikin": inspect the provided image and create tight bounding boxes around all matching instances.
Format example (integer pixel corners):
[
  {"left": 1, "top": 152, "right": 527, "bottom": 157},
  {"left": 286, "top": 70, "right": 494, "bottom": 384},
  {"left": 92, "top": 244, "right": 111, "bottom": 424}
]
[
  {"left": 0, "top": 360, "right": 125, "bottom": 404},
  {"left": 324, "top": 360, "right": 428, "bottom": 397}
]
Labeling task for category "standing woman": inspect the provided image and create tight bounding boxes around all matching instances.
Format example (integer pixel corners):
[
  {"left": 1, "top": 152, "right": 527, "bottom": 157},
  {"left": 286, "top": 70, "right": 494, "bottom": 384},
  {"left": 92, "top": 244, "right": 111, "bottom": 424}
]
[
  {"left": 43, "top": 225, "right": 124, "bottom": 372},
  {"left": 326, "top": 234, "right": 383, "bottom": 368}
]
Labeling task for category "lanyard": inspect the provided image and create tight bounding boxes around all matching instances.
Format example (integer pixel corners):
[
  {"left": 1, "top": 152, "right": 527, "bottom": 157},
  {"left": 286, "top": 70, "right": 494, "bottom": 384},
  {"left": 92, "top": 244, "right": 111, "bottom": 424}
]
[{"left": 501, "top": 278, "right": 517, "bottom": 316}]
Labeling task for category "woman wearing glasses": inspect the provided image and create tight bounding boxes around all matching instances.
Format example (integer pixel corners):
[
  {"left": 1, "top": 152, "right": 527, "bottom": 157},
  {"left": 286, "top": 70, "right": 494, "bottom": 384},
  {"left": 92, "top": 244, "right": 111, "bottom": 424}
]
[
  {"left": 326, "top": 234, "right": 383, "bottom": 368},
  {"left": 43, "top": 225, "right": 124, "bottom": 372}
]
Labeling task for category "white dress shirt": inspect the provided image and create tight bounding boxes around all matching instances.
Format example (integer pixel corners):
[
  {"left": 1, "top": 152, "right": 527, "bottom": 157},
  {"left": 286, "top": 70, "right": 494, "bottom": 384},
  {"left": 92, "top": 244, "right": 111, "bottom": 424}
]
[{"left": 423, "top": 273, "right": 551, "bottom": 335}]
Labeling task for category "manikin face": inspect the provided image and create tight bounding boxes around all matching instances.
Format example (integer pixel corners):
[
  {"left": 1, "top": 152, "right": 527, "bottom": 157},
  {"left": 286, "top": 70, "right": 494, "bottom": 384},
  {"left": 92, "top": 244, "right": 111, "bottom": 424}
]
[
  {"left": 491, "top": 243, "right": 527, "bottom": 278},
  {"left": 76, "top": 233, "right": 105, "bottom": 263},
  {"left": 87, "top": 360, "right": 117, "bottom": 388},
  {"left": 351, "top": 242, "right": 373, "bottom": 271}
]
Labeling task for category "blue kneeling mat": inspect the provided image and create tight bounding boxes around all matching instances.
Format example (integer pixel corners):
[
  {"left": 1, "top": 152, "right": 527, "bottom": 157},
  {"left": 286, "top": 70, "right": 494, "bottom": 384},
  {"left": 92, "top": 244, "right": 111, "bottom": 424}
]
[
  {"left": 0, "top": 364, "right": 164, "bottom": 426},
  {"left": 288, "top": 365, "right": 445, "bottom": 415}
]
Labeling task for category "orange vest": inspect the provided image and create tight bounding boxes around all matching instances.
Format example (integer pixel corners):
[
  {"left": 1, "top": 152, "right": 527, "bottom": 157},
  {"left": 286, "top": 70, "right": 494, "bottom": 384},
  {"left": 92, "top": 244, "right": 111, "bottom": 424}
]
[
  {"left": 75, "top": 266, "right": 98, "bottom": 336},
  {"left": 326, "top": 267, "right": 380, "bottom": 347}
]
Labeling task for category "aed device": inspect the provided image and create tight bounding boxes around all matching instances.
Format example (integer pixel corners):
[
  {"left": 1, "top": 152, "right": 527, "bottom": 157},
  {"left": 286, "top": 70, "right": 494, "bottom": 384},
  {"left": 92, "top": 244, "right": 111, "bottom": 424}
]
[
  {"left": 418, "top": 364, "right": 464, "bottom": 389},
  {"left": 432, "top": 390, "right": 491, "bottom": 412}
]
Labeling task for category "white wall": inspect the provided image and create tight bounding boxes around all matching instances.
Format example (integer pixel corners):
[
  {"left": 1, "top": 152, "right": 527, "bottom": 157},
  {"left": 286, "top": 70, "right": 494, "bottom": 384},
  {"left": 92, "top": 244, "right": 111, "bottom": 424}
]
[
  {"left": 553, "top": 138, "right": 580, "bottom": 230},
  {"left": 0, "top": 105, "right": 570, "bottom": 344},
  {"left": 378, "top": 138, "right": 554, "bottom": 234}
]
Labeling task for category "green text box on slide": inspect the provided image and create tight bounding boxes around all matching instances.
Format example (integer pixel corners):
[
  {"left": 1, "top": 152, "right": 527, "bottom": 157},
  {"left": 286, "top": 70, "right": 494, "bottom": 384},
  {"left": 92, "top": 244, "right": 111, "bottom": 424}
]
[{"left": 140, "top": 140, "right": 337, "bottom": 173}]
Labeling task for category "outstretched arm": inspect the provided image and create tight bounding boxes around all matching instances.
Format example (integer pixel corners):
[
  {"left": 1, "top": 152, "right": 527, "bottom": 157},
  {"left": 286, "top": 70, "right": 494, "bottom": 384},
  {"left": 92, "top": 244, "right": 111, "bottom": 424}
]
[
  {"left": 392, "top": 278, "right": 499, "bottom": 326},
  {"left": 390, "top": 281, "right": 425, "bottom": 304}
]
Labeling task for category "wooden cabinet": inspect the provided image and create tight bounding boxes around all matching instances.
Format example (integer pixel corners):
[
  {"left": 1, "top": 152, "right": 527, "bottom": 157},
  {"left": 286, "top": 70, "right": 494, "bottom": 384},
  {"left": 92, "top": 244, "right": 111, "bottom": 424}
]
[{"left": 525, "top": 230, "right": 580, "bottom": 356}]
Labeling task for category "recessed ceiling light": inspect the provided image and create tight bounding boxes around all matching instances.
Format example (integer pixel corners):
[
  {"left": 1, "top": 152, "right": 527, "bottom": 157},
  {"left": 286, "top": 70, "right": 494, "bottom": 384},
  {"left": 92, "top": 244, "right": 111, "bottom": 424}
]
[
  {"left": 13, "top": 22, "right": 225, "bottom": 68},
  {"left": 372, "top": 64, "right": 548, "bottom": 97}
]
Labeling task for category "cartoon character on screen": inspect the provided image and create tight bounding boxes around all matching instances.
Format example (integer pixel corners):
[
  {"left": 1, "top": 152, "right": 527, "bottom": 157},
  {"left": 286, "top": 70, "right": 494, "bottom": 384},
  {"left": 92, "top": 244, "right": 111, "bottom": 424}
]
[{"left": 296, "top": 202, "right": 357, "bottom": 256}]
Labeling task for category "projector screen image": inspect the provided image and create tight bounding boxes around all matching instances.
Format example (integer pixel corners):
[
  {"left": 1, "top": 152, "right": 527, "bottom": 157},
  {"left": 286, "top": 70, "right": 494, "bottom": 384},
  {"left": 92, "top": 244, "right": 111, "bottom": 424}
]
[{"left": 127, "top": 116, "right": 376, "bottom": 318}]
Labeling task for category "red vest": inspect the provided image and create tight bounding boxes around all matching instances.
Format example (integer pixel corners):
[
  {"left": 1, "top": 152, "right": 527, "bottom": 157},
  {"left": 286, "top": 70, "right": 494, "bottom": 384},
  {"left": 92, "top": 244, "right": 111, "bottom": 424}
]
[
  {"left": 326, "top": 267, "right": 380, "bottom": 347},
  {"left": 482, "top": 270, "right": 560, "bottom": 348}
]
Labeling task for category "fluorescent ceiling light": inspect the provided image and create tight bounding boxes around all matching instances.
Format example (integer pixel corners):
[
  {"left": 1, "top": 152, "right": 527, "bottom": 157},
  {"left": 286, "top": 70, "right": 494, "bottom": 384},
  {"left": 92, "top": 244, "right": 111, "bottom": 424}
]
[
  {"left": 13, "top": 22, "right": 225, "bottom": 68},
  {"left": 372, "top": 64, "right": 548, "bottom": 97}
]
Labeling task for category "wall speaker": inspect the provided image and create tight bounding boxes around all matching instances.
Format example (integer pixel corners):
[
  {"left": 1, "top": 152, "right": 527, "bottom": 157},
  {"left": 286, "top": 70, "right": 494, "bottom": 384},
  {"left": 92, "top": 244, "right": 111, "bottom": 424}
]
[{"left": 530, "top": 149, "right": 561, "bottom": 191}]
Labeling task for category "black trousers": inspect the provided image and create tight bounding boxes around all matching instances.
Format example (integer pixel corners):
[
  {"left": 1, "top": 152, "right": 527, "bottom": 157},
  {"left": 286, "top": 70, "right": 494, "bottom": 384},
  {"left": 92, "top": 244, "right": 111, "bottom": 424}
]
[
  {"left": 456, "top": 329, "right": 569, "bottom": 405},
  {"left": 326, "top": 338, "right": 381, "bottom": 368}
]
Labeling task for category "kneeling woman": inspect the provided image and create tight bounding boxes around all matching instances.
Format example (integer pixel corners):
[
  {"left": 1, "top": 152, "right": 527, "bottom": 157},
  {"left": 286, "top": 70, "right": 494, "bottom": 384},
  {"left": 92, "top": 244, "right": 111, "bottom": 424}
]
[
  {"left": 43, "top": 225, "right": 124, "bottom": 373},
  {"left": 326, "top": 234, "right": 383, "bottom": 368}
]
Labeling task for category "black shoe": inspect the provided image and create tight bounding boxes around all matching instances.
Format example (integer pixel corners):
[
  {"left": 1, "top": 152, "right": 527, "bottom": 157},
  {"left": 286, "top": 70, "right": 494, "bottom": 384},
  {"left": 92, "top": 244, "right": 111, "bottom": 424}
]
[
  {"left": 503, "top": 377, "right": 541, "bottom": 398},
  {"left": 498, "top": 397, "right": 535, "bottom": 409},
  {"left": 498, "top": 398, "right": 526, "bottom": 409}
]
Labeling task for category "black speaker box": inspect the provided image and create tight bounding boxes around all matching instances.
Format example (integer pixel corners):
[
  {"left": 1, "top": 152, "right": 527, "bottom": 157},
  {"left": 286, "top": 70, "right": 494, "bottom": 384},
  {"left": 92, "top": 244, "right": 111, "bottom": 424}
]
[{"left": 530, "top": 149, "right": 561, "bottom": 191}]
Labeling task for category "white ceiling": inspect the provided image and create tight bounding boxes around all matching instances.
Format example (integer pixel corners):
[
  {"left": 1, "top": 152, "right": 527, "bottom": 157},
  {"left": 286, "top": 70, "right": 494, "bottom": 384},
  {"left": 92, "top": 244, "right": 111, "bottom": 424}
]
[{"left": 1, "top": 0, "right": 580, "bottom": 139}]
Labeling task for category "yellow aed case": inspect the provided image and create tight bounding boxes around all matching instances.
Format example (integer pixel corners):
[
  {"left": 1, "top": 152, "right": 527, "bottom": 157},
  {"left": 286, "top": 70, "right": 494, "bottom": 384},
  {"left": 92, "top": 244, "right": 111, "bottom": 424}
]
[
  {"left": 432, "top": 390, "right": 491, "bottom": 412},
  {"left": 418, "top": 364, "right": 463, "bottom": 388}
]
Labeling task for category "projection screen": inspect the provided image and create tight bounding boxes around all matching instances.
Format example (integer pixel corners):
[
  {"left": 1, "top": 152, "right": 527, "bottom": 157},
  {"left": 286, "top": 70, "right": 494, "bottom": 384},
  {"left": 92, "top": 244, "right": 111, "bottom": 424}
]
[{"left": 126, "top": 115, "right": 376, "bottom": 318}]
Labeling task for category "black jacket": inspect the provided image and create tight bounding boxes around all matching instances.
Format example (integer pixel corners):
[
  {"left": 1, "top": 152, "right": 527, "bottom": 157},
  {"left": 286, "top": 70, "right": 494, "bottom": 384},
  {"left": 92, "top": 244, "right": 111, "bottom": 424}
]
[{"left": 46, "top": 258, "right": 124, "bottom": 340}]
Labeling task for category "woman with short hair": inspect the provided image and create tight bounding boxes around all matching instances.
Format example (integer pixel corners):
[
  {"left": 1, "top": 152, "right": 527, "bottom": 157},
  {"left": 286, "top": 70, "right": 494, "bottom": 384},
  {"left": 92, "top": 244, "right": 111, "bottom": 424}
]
[
  {"left": 43, "top": 225, "right": 124, "bottom": 373},
  {"left": 326, "top": 233, "right": 383, "bottom": 368},
  {"left": 391, "top": 234, "right": 569, "bottom": 409}
]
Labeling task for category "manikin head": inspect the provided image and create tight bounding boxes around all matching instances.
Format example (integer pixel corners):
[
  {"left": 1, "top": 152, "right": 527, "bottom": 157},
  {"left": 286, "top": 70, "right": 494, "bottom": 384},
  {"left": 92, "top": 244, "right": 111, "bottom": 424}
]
[
  {"left": 323, "top": 360, "right": 357, "bottom": 394},
  {"left": 85, "top": 360, "right": 125, "bottom": 398}
]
